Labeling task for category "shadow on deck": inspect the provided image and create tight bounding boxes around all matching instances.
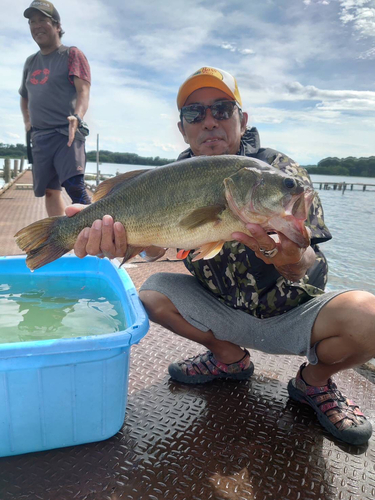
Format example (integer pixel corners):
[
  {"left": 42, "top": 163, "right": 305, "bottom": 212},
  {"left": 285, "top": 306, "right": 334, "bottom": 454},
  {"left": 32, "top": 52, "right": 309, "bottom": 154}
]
[{"left": 0, "top": 171, "right": 374, "bottom": 500}]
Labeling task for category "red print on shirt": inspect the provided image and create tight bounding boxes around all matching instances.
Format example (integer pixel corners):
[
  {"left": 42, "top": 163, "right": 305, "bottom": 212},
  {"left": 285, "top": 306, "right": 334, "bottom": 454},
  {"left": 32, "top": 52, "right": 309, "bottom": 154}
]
[{"left": 30, "top": 68, "right": 50, "bottom": 85}]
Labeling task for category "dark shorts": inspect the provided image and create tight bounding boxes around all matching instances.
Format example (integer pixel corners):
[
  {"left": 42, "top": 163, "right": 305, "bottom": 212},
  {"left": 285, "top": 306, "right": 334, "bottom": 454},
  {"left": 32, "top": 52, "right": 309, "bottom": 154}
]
[{"left": 31, "top": 130, "right": 86, "bottom": 197}]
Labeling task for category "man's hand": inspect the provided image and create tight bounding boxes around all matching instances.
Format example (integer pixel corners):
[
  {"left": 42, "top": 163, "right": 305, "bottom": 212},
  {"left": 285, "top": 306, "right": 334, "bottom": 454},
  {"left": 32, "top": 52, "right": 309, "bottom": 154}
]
[
  {"left": 232, "top": 223, "right": 316, "bottom": 281},
  {"left": 67, "top": 115, "right": 79, "bottom": 147},
  {"left": 65, "top": 205, "right": 166, "bottom": 262},
  {"left": 65, "top": 205, "right": 128, "bottom": 259},
  {"left": 25, "top": 121, "right": 31, "bottom": 132}
]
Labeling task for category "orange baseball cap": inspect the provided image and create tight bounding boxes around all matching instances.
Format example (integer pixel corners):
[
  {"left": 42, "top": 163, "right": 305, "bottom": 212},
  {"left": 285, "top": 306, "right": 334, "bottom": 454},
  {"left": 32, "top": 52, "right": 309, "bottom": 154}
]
[{"left": 177, "top": 66, "right": 242, "bottom": 110}]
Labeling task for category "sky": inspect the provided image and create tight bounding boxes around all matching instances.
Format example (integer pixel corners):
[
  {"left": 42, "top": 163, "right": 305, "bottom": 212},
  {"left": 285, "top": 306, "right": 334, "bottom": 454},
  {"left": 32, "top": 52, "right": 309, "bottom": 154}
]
[{"left": 0, "top": 0, "right": 374, "bottom": 165}]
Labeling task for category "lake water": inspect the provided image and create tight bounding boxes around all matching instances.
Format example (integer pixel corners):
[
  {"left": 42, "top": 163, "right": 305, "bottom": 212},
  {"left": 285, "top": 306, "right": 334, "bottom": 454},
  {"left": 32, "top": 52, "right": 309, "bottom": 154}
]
[
  {"left": 308, "top": 174, "right": 375, "bottom": 293},
  {"left": 1, "top": 160, "right": 374, "bottom": 293},
  {"left": 0, "top": 275, "right": 126, "bottom": 344}
]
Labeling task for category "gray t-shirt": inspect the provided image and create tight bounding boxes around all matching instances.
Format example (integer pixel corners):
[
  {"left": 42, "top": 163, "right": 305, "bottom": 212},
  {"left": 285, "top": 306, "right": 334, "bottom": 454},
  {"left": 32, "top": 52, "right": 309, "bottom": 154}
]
[{"left": 19, "top": 45, "right": 91, "bottom": 138}]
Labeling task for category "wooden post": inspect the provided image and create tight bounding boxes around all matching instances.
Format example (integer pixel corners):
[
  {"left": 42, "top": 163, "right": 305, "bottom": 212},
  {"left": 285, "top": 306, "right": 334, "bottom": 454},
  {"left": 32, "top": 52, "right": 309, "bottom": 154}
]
[
  {"left": 319, "top": 183, "right": 322, "bottom": 190},
  {"left": 4, "top": 159, "right": 11, "bottom": 183},
  {"left": 351, "top": 184, "right": 353, "bottom": 190},
  {"left": 96, "top": 134, "right": 100, "bottom": 186},
  {"left": 20, "top": 157, "right": 25, "bottom": 172},
  {"left": 13, "top": 159, "right": 19, "bottom": 177},
  {"left": 363, "top": 185, "right": 366, "bottom": 191}
]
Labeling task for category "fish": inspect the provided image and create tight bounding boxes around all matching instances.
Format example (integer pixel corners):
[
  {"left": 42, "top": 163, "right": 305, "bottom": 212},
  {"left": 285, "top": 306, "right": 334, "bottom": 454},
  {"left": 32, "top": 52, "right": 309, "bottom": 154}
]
[{"left": 15, "top": 155, "right": 315, "bottom": 271}]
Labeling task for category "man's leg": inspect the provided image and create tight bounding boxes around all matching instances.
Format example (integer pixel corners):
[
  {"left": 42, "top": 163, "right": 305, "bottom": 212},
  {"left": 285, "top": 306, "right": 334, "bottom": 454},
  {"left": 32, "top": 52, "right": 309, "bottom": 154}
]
[
  {"left": 45, "top": 188, "right": 65, "bottom": 216},
  {"left": 140, "top": 290, "right": 245, "bottom": 362},
  {"left": 288, "top": 290, "right": 375, "bottom": 444},
  {"left": 304, "top": 290, "right": 375, "bottom": 384},
  {"left": 139, "top": 289, "right": 253, "bottom": 383},
  {"left": 62, "top": 175, "right": 91, "bottom": 205}
]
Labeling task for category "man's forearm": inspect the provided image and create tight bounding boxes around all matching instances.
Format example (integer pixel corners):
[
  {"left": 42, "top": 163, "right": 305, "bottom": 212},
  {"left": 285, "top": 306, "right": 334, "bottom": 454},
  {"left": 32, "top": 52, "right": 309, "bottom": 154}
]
[
  {"left": 73, "top": 77, "right": 90, "bottom": 119},
  {"left": 275, "top": 246, "right": 316, "bottom": 282},
  {"left": 20, "top": 97, "right": 31, "bottom": 129}
]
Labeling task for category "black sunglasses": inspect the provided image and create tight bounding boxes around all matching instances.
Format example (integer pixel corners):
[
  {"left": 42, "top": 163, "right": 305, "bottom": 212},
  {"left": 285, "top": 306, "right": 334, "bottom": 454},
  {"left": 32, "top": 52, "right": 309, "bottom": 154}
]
[{"left": 180, "top": 100, "right": 240, "bottom": 124}]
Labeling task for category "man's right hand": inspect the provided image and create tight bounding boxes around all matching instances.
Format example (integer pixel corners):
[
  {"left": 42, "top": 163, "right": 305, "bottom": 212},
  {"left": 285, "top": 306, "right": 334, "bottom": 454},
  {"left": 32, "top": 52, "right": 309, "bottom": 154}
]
[
  {"left": 65, "top": 205, "right": 128, "bottom": 259},
  {"left": 25, "top": 121, "right": 31, "bottom": 132},
  {"left": 65, "top": 205, "right": 166, "bottom": 261}
]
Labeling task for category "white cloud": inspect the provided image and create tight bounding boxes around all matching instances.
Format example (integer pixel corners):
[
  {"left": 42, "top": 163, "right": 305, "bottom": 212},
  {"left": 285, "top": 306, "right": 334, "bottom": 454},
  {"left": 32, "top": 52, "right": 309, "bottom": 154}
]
[
  {"left": 221, "top": 42, "right": 236, "bottom": 52},
  {"left": 6, "top": 132, "right": 21, "bottom": 139},
  {"left": 284, "top": 81, "right": 375, "bottom": 104},
  {"left": 339, "top": 0, "right": 375, "bottom": 38}
]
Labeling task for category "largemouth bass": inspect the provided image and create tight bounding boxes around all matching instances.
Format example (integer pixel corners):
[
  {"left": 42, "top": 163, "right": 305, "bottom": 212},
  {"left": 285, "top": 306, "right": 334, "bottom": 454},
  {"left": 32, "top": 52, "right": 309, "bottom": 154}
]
[{"left": 15, "top": 155, "right": 315, "bottom": 271}]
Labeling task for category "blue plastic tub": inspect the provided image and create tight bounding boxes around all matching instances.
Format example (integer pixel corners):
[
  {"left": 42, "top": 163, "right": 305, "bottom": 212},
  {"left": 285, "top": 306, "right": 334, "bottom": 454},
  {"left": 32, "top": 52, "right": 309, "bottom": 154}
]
[{"left": 0, "top": 255, "right": 149, "bottom": 457}]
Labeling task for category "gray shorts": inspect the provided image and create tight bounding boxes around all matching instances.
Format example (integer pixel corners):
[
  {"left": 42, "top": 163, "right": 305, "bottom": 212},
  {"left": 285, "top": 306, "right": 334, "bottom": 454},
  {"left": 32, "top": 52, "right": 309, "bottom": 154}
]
[
  {"left": 31, "top": 130, "right": 86, "bottom": 197},
  {"left": 140, "top": 273, "right": 348, "bottom": 365}
]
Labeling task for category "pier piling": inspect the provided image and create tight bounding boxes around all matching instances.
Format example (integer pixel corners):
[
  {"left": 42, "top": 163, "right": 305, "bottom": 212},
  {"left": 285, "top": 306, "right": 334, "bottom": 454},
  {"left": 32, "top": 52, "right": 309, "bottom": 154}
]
[
  {"left": 4, "top": 159, "right": 11, "bottom": 183},
  {"left": 13, "top": 159, "right": 19, "bottom": 177}
]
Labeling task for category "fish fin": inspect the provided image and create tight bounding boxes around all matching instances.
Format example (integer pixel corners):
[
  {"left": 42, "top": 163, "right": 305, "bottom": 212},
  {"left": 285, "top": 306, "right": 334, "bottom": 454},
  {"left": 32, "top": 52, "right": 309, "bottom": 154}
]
[
  {"left": 191, "top": 241, "right": 225, "bottom": 261},
  {"left": 14, "top": 217, "right": 69, "bottom": 271},
  {"left": 176, "top": 249, "right": 190, "bottom": 259},
  {"left": 179, "top": 205, "right": 224, "bottom": 230},
  {"left": 118, "top": 245, "right": 146, "bottom": 266},
  {"left": 93, "top": 170, "right": 151, "bottom": 202}
]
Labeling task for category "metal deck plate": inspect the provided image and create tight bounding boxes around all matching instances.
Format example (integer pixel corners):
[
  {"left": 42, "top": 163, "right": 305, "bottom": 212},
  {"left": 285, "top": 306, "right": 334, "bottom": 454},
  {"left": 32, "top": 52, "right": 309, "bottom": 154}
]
[{"left": 0, "top": 173, "right": 374, "bottom": 500}]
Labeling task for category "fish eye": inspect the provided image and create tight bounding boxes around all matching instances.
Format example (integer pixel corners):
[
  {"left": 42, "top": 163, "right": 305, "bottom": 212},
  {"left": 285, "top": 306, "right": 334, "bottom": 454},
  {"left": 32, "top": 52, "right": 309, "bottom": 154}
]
[{"left": 283, "top": 178, "right": 296, "bottom": 189}]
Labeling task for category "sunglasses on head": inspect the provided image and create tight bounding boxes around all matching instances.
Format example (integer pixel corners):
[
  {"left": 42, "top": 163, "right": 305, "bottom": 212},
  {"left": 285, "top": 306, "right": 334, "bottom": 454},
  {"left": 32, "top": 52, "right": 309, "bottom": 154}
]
[{"left": 180, "top": 100, "right": 240, "bottom": 124}]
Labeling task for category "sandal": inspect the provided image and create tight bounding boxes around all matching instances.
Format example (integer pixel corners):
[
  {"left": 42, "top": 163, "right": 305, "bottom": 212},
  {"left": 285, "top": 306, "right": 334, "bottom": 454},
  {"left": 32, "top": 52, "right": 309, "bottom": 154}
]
[
  {"left": 168, "top": 349, "right": 254, "bottom": 384},
  {"left": 288, "top": 363, "right": 373, "bottom": 445}
]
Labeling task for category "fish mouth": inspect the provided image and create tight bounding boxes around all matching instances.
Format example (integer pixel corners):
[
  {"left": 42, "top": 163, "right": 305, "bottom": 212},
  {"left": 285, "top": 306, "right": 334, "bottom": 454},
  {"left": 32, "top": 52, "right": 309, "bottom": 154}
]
[
  {"left": 292, "top": 188, "right": 315, "bottom": 220},
  {"left": 283, "top": 188, "right": 315, "bottom": 221}
]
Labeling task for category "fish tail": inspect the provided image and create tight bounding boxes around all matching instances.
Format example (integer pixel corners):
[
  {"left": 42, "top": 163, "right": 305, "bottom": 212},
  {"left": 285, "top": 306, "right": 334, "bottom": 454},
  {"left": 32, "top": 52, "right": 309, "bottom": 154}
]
[{"left": 14, "top": 216, "right": 69, "bottom": 271}]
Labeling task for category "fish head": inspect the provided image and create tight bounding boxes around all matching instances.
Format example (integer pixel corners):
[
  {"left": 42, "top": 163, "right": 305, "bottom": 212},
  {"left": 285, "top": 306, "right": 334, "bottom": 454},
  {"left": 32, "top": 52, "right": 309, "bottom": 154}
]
[{"left": 224, "top": 166, "right": 315, "bottom": 247}]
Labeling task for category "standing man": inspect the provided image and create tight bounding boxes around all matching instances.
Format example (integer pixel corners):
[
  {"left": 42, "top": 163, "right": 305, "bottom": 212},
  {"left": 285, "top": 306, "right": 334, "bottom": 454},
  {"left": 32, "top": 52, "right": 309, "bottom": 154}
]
[
  {"left": 20, "top": 1, "right": 91, "bottom": 216},
  {"left": 66, "top": 67, "right": 375, "bottom": 446}
]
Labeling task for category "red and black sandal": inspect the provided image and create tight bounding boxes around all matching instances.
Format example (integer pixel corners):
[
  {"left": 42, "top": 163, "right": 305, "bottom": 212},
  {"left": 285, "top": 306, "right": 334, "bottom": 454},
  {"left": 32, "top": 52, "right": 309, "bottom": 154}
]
[
  {"left": 168, "top": 349, "right": 254, "bottom": 384},
  {"left": 288, "top": 363, "right": 373, "bottom": 445}
]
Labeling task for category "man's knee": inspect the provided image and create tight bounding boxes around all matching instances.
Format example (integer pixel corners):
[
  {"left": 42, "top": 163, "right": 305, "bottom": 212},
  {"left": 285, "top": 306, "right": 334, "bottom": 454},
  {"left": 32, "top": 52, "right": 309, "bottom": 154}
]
[
  {"left": 314, "top": 291, "right": 375, "bottom": 349},
  {"left": 335, "top": 291, "right": 375, "bottom": 351},
  {"left": 139, "top": 289, "right": 177, "bottom": 324},
  {"left": 45, "top": 188, "right": 61, "bottom": 198}
]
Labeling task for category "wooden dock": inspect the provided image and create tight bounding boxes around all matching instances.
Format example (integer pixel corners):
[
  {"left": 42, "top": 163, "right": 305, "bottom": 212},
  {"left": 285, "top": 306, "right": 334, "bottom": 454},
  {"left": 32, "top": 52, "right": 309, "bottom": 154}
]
[{"left": 313, "top": 181, "right": 375, "bottom": 192}]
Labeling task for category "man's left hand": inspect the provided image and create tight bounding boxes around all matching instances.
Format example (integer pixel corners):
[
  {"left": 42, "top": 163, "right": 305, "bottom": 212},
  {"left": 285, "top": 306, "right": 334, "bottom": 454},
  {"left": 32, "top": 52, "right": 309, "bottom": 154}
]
[
  {"left": 67, "top": 115, "right": 79, "bottom": 147},
  {"left": 232, "top": 222, "right": 315, "bottom": 281}
]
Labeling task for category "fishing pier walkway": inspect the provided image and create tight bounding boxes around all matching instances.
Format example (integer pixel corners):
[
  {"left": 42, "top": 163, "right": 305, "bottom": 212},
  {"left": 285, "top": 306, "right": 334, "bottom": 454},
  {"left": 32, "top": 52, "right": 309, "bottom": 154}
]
[
  {"left": 0, "top": 170, "right": 374, "bottom": 500},
  {"left": 312, "top": 181, "right": 375, "bottom": 192}
]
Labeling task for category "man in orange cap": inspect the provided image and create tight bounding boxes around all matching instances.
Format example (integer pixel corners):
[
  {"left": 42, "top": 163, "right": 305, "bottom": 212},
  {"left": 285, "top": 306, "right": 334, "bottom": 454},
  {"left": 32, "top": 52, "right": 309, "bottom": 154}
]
[{"left": 67, "top": 66, "right": 375, "bottom": 446}]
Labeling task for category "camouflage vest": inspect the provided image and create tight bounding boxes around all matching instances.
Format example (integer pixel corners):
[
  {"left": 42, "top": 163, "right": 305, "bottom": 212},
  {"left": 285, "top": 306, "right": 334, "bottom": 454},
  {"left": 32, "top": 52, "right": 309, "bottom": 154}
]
[{"left": 178, "top": 128, "right": 332, "bottom": 318}]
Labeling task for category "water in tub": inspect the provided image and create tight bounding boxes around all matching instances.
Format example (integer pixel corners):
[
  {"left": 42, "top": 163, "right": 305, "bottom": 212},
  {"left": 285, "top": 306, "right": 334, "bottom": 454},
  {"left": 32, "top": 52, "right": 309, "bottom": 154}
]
[{"left": 0, "top": 276, "right": 126, "bottom": 343}]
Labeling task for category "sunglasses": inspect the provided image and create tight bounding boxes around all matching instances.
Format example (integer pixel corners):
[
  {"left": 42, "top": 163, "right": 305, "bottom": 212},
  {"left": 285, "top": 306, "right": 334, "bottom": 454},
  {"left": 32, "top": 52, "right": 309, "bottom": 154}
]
[{"left": 180, "top": 100, "right": 240, "bottom": 124}]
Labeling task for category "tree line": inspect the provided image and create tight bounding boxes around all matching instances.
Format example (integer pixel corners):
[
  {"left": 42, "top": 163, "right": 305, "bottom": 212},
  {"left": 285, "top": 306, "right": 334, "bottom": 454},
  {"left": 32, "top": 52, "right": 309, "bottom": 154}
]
[
  {"left": 1, "top": 143, "right": 374, "bottom": 176},
  {"left": 0, "top": 143, "right": 27, "bottom": 158},
  {"left": 305, "top": 156, "right": 375, "bottom": 177},
  {"left": 85, "top": 150, "right": 175, "bottom": 166}
]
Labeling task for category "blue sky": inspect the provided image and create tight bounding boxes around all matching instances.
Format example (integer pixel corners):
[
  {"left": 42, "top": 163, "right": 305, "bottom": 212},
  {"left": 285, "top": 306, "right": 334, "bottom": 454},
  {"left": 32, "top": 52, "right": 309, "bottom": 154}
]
[{"left": 0, "top": 0, "right": 374, "bottom": 165}]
